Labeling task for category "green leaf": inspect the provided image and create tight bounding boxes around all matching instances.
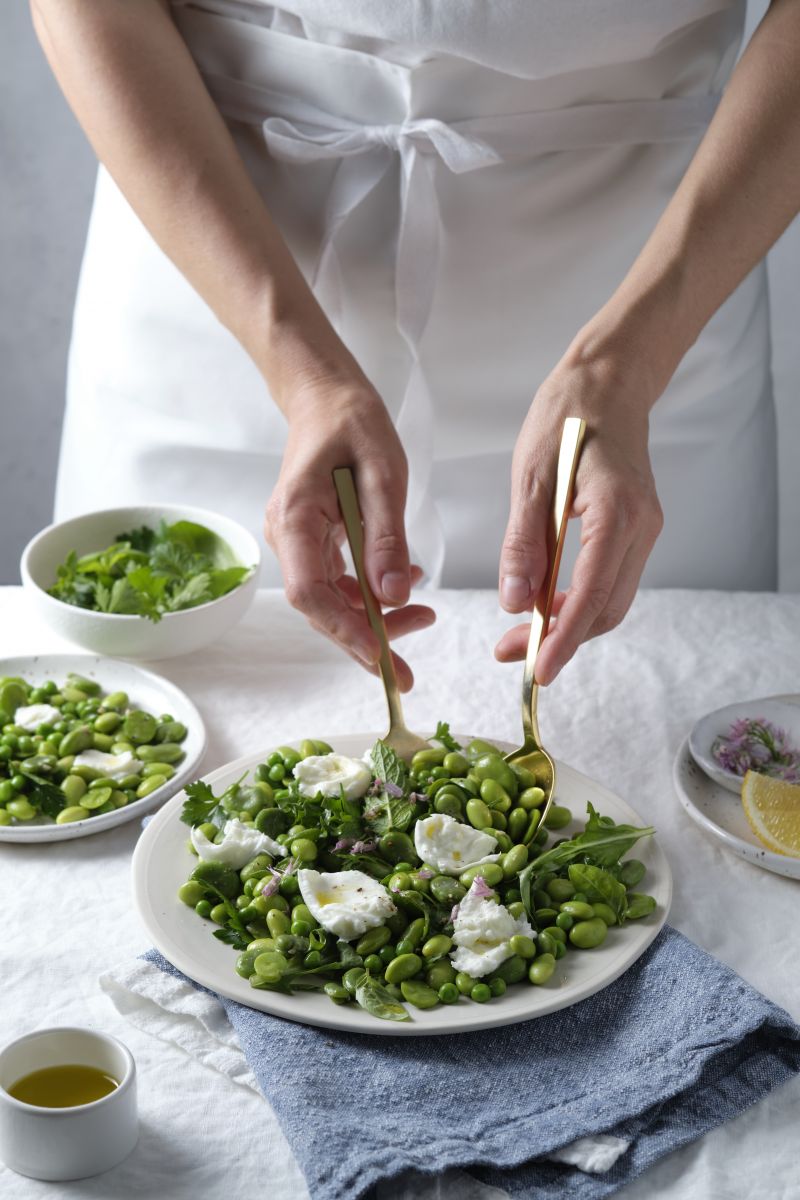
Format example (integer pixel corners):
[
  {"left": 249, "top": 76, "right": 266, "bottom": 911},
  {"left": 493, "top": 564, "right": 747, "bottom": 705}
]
[
  {"left": 167, "top": 573, "right": 213, "bottom": 612},
  {"left": 432, "top": 722, "right": 461, "bottom": 753},
  {"left": 116, "top": 526, "right": 156, "bottom": 553},
  {"left": 24, "top": 776, "right": 64, "bottom": 820},
  {"left": 369, "top": 740, "right": 407, "bottom": 790},
  {"left": 213, "top": 926, "right": 250, "bottom": 950},
  {"left": 365, "top": 793, "right": 416, "bottom": 836},
  {"left": 567, "top": 864, "right": 627, "bottom": 922},
  {"left": 180, "top": 780, "right": 223, "bottom": 828},
  {"left": 165, "top": 520, "right": 239, "bottom": 568},
  {"left": 207, "top": 566, "right": 252, "bottom": 599},
  {"left": 355, "top": 974, "right": 411, "bottom": 1022}
]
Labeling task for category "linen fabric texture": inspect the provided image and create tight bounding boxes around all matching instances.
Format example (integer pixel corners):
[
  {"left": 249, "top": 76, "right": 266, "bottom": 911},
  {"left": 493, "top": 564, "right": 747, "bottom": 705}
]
[
  {"left": 143, "top": 926, "right": 800, "bottom": 1200},
  {"left": 57, "top": 0, "right": 777, "bottom": 590}
]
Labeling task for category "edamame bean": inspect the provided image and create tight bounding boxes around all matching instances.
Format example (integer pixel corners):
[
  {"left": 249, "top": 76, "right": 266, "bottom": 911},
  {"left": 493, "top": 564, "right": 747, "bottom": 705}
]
[
  {"left": 7, "top": 798, "right": 37, "bottom": 821},
  {"left": 426, "top": 961, "right": 457, "bottom": 989},
  {"left": 356, "top": 926, "right": 392, "bottom": 956},
  {"left": 60, "top": 774, "right": 87, "bottom": 804},
  {"left": 442, "top": 751, "right": 468, "bottom": 776},
  {"left": 508, "top": 807, "right": 530, "bottom": 842},
  {"left": 466, "top": 738, "right": 502, "bottom": 761},
  {"left": 490, "top": 811, "right": 507, "bottom": 831},
  {"left": 384, "top": 953, "right": 422, "bottom": 985},
  {"left": 528, "top": 954, "right": 556, "bottom": 985},
  {"left": 545, "top": 877, "right": 576, "bottom": 903},
  {"left": 542, "top": 925, "right": 567, "bottom": 945},
  {"left": 559, "top": 901, "right": 595, "bottom": 920},
  {"left": 400, "top": 980, "right": 439, "bottom": 1009},
  {"left": 569, "top": 918, "right": 608, "bottom": 949},
  {"left": 55, "top": 806, "right": 88, "bottom": 824},
  {"left": 209, "top": 904, "right": 228, "bottom": 924},
  {"left": 459, "top": 862, "right": 503, "bottom": 889},
  {"left": 421, "top": 934, "right": 452, "bottom": 959},
  {"left": 500, "top": 844, "right": 528, "bottom": 878},
  {"left": 142, "top": 762, "right": 175, "bottom": 780},
  {"left": 266, "top": 909, "right": 292, "bottom": 938},
  {"left": 93, "top": 712, "right": 121, "bottom": 734},
  {"left": 58, "top": 727, "right": 93, "bottom": 757},
  {"left": 324, "top": 982, "right": 350, "bottom": 1004},
  {"left": 465, "top": 798, "right": 492, "bottom": 830},
  {"left": 543, "top": 804, "right": 572, "bottom": 830},
  {"left": 343, "top": 966, "right": 367, "bottom": 994},
  {"left": 136, "top": 774, "right": 168, "bottom": 799},
  {"left": 508, "top": 935, "right": 537, "bottom": 960},
  {"left": 0, "top": 810, "right": 10, "bottom": 826},
  {"left": 411, "top": 748, "right": 447, "bottom": 769},
  {"left": 534, "top": 907, "right": 558, "bottom": 925},
  {"left": 471, "top": 754, "right": 518, "bottom": 797},
  {"left": 434, "top": 793, "right": 463, "bottom": 819},
  {"left": 591, "top": 903, "right": 618, "bottom": 926},
  {"left": 110, "top": 790, "right": 128, "bottom": 808},
  {"left": 91, "top": 733, "right": 115, "bottom": 752},
  {"left": 137, "top": 742, "right": 184, "bottom": 764},
  {"left": 537, "top": 931, "right": 557, "bottom": 956},
  {"left": 479, "top": 778, "right": 512, "bottom": 811},
  {"left": 455, "top": 971, "right": 476, "bottom": 995},
  {"left": 178, "top": 881, "right": 206, "bottom": 907},
  {"left": 619, "top": 859, "right": 647, "bottom": 888}
]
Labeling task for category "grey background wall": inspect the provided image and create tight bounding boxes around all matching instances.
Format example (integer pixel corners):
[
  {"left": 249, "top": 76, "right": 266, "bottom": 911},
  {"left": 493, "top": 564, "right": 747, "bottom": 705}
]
[{"left": 1, "top": 2, "right": 797, "bottom": 587}]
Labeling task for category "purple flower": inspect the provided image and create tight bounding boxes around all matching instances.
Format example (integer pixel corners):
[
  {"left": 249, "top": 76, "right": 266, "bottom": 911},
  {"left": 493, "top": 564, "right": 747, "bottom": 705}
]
[
  {"left": 449, "top": 904, "right": 460, "bottom": 923},
  {"left": 384, "top": 780, "right": 404, "bottom": 798},
  {"left": 369, "top": 778, "right": 384, "bottom": 796},
  {"left": 471, "top": 875, "right": 495, "bottom": 900},
  {"left": 712, "top": 717, "right": 800, "bottom": 780},
  {"left": 351, "top": 840, "right": 377, "bottom": 854},
  {"left": 260, "top": 874, "right": 280, "bottom": 898},
  {"left": 334, "top": 837, "right": 355, "bottom": 852},
  {"left": 417, "top": 868, "right": 434, "bottom": 879}
]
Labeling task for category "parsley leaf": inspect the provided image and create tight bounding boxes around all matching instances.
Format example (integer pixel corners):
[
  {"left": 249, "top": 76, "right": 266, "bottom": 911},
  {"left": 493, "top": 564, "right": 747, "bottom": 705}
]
[
  {"left": 432, "top": 722, "right": 461, "bottom": 753},
  {"left": 180, "top": 780, "right": 225, "bottom": 828}
]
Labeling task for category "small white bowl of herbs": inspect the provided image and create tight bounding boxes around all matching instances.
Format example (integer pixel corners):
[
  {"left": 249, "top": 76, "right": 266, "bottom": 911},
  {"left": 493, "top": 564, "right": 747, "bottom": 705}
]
[{"left": 21, "top": 505, "right": 259, "bottom": 659}]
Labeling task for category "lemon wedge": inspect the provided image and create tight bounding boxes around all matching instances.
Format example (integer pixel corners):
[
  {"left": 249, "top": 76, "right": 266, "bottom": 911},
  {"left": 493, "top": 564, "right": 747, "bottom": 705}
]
[{"left": 741, "top": 771, "right": 800, "bottom": 857}]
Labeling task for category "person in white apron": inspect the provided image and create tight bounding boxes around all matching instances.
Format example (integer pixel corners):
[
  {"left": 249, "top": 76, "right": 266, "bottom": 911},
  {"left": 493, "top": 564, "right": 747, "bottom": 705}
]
[{"left": 35, "top": 0, "right": 798, "bottom": 686}]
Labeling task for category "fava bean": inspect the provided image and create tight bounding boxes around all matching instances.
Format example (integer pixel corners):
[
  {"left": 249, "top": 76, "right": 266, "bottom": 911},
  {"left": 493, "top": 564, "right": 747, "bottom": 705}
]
[
  {"left": 443, "top": 751, "right": 468, "bottom": 776},
  {"left": 142, "top": 762, "right": 175, "bottom": 779},
  {"left": 459, "top": 862, "right": 503, "bottom": 889},
  {"left": 60, "top": 775, "right": 87, "bottom": 804},
  {"left": 430, "top": 876, "right": 465, "bottom": 905},
  {"left": 625, "top": 893, "right": 657, "bottom": 920},
  {"left": 400, "top": 980, "right": 440, "bottom": 1009},
  {"left": 569, "top": 918, "right": 608, "bottom": 949},
  {"left": 528, "top": 954, "right": 556, "bottom": 985},
  {"left": 560, "top": 901, "right": 595, "bottom": 920},
  {"left": 356, "top": 926, "right": 392, "bottom": 956},
  {"left": 421, "top": 934, "right": 452, "bottom": 959},
  {"left": 500, "top": 844, "right": 528, "bottom": 878},
  {"left": 508, "top": 935, "right": 537, "bottom": 960},
  {"left": 58, "top": 727, "right": 93, "bottom": 757},
  {"left": 137, "top": 775, "right": 168, "bottom": 799},
  {"left": 488, "top": 955, "right": 528, "bottom": 984},
  {"left": 138, "top": 742, "right": 184, "bottom": 764},
  {"left": 619, "top": 859, "right": 647, "bottom": 888},
  {"left": 384, "top": 954, "right": 422, "bottom": 985},
  {"left": 81, "top": 787, "right": 112, "bottom": 810},
  {"left": 55, "top": 806, "right": 88, "bottom": 825},
  {"left": 324, "top": 982, "right": 350, "bottom": 1004},
  {"left": 543, "top": 805, "right": 572, "bottom": 830},
  {"left": 426, "top": 961, "right": 457, "bottom": 989},
  {"left": 465, "top": 798, "right": 492, "bottom": 830}
]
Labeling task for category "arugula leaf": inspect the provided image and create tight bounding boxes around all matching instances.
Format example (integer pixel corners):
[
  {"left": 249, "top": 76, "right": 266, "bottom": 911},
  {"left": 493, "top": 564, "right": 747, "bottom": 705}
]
[
  {"left": 369, "top": 740, "right": 407, "bottom": 790},
  {"left": 354, "top": 974, "right": 411, "bottom": 1022},
  {"left": 432, "top": 722, "right": 461, "bottom": 753},
  {"left": 567, "top": 864, "right": 627, "bottom": 922}
]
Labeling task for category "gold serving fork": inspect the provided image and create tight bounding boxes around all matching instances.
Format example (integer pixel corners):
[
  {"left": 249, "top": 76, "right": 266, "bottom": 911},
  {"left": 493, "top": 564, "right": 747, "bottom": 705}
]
[
  {"left": 333, "top": 467, "right": 430, "bottom": 762},
  {"left": 504, "top": 417, "right": 587, "bottom": 827}
]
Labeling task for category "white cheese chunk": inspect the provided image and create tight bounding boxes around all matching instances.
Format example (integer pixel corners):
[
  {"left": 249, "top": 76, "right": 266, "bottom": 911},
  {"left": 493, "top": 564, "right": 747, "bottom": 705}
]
[
  {"left": 298, "top": 869, "right": 396, "bottom": 940},
  {"left": 413, "top": 813, "right": 500, "bottom": 876},
  {"left": 450, "top": 880, "right": 535, "bottom": 979},
  {"left": 12, "top": 704, "right": 62, "bottom": 732},
  {"left": 72, "top": 749, "right": 142, "bottom": 781},
  {"left": 293, "top": 754, "right": 372, "bottom": 800},
  {"left": 190, "top": 818, "right": 285, "bottom": 869}
]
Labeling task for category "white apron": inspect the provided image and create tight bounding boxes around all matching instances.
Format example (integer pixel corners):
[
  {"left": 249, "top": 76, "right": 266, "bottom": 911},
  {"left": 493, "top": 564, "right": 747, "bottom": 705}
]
[{"left": 57, "top": 0, "right": 777, "bottom": 590}]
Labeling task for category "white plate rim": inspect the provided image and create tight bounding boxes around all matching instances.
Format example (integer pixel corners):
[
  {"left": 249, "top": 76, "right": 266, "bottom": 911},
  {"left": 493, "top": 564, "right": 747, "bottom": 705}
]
[
  {"left": 673, "top": 734, "right": 800, "bottom": 880},
  {"left": 133, "top": 733, "right": 672, "bottom": 1037},
  {"left": 687, "top": 694, "right": 800, "bottom": 793},
  {"left": 0, "top": 654, "right": 206, "bottom": 843}
]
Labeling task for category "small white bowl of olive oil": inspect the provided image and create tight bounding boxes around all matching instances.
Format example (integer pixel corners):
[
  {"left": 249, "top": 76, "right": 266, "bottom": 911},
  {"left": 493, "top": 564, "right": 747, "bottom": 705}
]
[{"left": 0, "top": 1027, "right": 137, "bottom": 1181}]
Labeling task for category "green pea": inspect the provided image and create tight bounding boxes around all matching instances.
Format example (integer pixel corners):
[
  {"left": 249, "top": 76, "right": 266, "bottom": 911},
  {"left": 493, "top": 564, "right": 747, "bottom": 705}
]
[
  {"left": 528, "top": 954, "right": 556, "bottom": 985},
  {"left": 430, "top": 876, "right": 466, "bottom": 905},
  {"left": 426, "top": 960, "right": 457, "bottom": 989},
  {"left": 543, "top": 805, "right": 572, "bottom": 830},
  {"left": 60, "top": 774, "right": 87, "bottom": 804},
  {"left": 625, "top": 893, "right": 657, "bottom": 920},
  {"left": 136, "top": 774, "right": 168, "bottom": 799},
  {"left": 479, "top": 778, "right": 512, "bottom": 811},
  {"left": 556, "top": 911, "right": 574, "bottom": 931},
  {"left": 7, "top": 798, "right": 37, "bottom": 821},
  {"left": 356, "top": 926, "right": 392, "bottom": 956},
  {"left": 58, "top": 727, "right": 93, "bottom": 757},
  {"left": 442, "top": 751, "right": 468, "bottom": 776},
  {"left": 141, "top": 762, "right": 175, "bottom": 780},
  {"left": 592, "top": 903, "right": 618, "bottom": 927},
  {"left": 619, "top": 859, "right": 647, "bottom": 888},
  {"left": 55, "top": 805, "right": 88, "bottom": 824},
  {"left": 470, "top": 983, "right": 492, "bottom": 1003},
  {"left": 421, "top": 934, "right": 452, "bottom": 959},
  {"left": 489, "top": 978, "right": 507, "bottom": 997},
  {"left": 438, "top": 982, "right": 459, "bottom": 1004},
  {"left": 508, "top": 934, "right": 537, "bottom": 960},
  {"left": 500, "top": 844, "right": 528, "bottom": 879},
  {"left": 384, "top": 953, "right": 422, "bottom": 985},
  {"left": 378, "top": 830, "right": 418, "bottom": 865},
  {"left": 400, "top": 980, "right": 439, "bottom": 1009},
  {"left": 465, "top": 798, "right": 493, "bottom": 830},
  {"left": 138, "top": 742, "right": 185, "bottom": 764},
  {"left": 178, "top": 881, "right": 206, "bottom": 907},
  {"left": 560, "top": 901, "right": 595, "bottom": 920},
  {"left": 455, "top": 971, "right": 476, "bottom": 995},
  {"left": 459, "top": 861, "right": 503, "bottom": 889},
  {"left": 569, "top": 918, "right": 609, "bottom": 949},
  {"left": 195, "top": 899, "right": 212, "bottom": 918}
]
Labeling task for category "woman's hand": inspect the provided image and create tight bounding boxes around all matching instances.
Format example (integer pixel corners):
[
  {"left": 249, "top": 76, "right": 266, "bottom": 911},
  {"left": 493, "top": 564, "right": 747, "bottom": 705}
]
[
  {"left": 495, "top": 337, "right": 663, "bottom": 685},
  {"left": 264, "top": 376, "right": 436, "bottom": 691}
]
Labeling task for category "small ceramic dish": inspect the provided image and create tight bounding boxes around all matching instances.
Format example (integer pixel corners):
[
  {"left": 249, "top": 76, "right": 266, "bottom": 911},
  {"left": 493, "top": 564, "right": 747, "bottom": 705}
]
[
  {"left": 687, "top": 695, "right": 800, "bottom": 794},
  {"left": 20, "top": 503, "right": 260, "bottom": 660},
  {"left": 0, "top": 1027, "right": 137, "bottom": 1181}
]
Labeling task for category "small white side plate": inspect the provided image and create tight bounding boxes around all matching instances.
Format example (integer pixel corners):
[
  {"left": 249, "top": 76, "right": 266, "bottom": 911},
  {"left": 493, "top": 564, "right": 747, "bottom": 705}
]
[
  {"left": 133, "top": 734, "right": 672, "bottom": 1037},
  {"left": 688, "top": 695, "right": 800, "bottom": 793},
  {"left": 673, "top": 735, "right": 800, "bottom": 880},
  {"left": 0, "top": 655, "right": 206, "bottom": 843}
]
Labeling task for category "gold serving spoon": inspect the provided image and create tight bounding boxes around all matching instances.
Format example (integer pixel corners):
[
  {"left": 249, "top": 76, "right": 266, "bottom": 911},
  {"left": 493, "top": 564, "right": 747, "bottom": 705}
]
[
  {"left": 333, "top": 467, "right": 430, "bottom": 761},
  {"left": 504, "top": 417, "right": 587, "bottom": 829}
]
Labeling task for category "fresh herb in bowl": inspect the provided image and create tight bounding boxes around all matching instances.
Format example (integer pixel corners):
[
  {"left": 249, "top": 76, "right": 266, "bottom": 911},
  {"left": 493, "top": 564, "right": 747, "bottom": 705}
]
[
  {"left": 177, "top": 726, "right": 658, "bottom": 1022},
  {"left": 48, "top": 520, "right": 254, "bottom": 623},
  {"left": 712, "top": 717, "right": 800, "bottom": 783}
]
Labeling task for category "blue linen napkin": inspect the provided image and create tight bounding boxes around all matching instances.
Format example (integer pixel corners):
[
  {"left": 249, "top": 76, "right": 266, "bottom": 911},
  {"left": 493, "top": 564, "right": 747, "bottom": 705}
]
[{"left": 144, "top": 927, "right": 800, "bottom": 1200}]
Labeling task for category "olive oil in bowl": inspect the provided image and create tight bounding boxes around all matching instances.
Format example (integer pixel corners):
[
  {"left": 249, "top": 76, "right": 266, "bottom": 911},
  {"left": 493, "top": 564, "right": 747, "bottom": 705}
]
[{"left": 8, "top": 1064, "right": 118, "bottom": 1108}]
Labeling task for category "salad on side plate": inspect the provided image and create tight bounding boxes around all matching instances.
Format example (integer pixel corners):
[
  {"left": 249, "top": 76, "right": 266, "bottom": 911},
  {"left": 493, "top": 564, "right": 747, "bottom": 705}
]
[{"left": 177, "top": 725, "right": 658, "bottom": 1022}]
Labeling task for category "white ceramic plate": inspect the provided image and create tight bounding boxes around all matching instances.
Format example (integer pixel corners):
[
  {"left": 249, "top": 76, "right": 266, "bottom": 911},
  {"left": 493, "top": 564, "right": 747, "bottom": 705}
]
[
  {"left": 673, "top": 734, "right": 800, "bottom": 880},
  {"left": 688, "top": 695, "right": 800, "bottom": 793},
  {"left": 0, "top": 655, "right": 206, "bottom": 843},
  {"left": 133, "top": 734, "right": 672, "bottom": 1037}
]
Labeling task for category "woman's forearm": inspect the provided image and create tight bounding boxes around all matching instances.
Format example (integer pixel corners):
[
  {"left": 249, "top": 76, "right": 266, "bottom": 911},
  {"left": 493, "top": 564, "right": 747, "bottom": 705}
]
[
  {"left": 572, "top": 0, "right": 800, "bottom": 392},
  {"left": 30, "top": 0, "right": 360, "bottom": 410}
]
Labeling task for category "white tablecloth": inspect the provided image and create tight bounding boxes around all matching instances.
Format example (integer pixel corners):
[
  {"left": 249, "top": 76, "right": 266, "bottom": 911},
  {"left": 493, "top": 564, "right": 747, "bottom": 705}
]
[{"left": 2, "top": 585, "right": 799, "bottom": 1199}]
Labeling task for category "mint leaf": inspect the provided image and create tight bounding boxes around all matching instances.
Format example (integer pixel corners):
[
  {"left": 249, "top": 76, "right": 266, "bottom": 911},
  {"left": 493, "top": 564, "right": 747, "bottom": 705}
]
[
  {"left": 369, "top": 740, "right": 407, "bottom": 790},
  {"left": 355, "top": 974, "right": 411, "bottom": 1022},
  {"left": 365, "top": 794, "right": 416, "bottom": 836}
]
